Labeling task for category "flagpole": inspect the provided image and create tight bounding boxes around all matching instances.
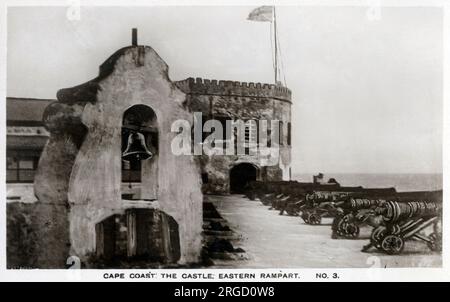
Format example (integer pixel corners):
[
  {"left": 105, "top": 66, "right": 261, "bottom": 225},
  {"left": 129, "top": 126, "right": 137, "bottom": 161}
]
[{"left": 273, "top": 6, "right": 278, "bottom": 84}]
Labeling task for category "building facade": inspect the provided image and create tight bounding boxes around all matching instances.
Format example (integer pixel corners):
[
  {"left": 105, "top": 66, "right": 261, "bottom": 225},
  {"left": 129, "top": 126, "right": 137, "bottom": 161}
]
[
  {"left": 6, "top": 42, "right": 292, "bottom": 268},
  {"left": 7, "top": 80, "right": 292, "bottom": 199},
  {"left": 177, "top": 77, "right": 292, "bottom": 194}
]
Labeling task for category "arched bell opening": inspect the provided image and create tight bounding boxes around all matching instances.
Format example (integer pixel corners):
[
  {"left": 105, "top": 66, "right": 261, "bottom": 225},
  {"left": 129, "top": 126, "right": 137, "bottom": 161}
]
[
  {"left": 229, "top": 163, "right": 259, "bottom": 194},
  {"left": 121, "top": 105, "right": 158, "bottom": 201}
]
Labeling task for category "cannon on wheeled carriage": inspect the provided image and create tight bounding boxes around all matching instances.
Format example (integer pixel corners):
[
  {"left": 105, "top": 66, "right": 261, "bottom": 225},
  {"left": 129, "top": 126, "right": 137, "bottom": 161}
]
[
  {"left": 331, "top": 198, "right": 386, "bottom": 239},
  {"left": 299, "top": 191, "right": 341, "bottom": 224},
  {"left": 245, "top": 181, "right": 350, "bottom": 218},
  {"left": 244, "top": 181, "right": 310, "bottom": 214},
  {"left": 330, "top": 188, "right": 398, "bottom": 238},
  {"left": 244, "top": 180, "right": 387, "bottom": 223},
  {"left": 362, "top": 198, "right": 442, "bottom": 255},
  {"left": 259, "top": 182, "right": 299, "bottom": 208},
  {"left": 298, "top": 187, "right": 395, "bottom": 225},
  {"left": 244, "top": 181, "right": 298, "bottom": 204},
  {"left": 332, "top": 190, "right": 442, "bottom": 241}
]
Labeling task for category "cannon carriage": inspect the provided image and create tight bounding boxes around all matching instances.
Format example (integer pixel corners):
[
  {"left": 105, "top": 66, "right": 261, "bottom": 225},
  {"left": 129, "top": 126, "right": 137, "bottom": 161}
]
[
  {"left": 245, "top": 181, "right": 347, "bottom": 218},
  {"left": 245, "top": 181, "right": 282, "bottom": 201},
  {"left": 362, "top": 199, "right": 442, "bottom": 255},
  {"left": 332, "top": 190, "right": 442, "bottom": 244},
  {"left": 299, "top": 191, "right": 343, "bottom": 224},
  {"left": 244, "top": 179, "right": 442, "bottom": 256},
  {"left": 244, "top": 181, "right": 297, "bottom": 205},
  {"left": 244, "top": 181, "right": 307, "bottom": 213},
  {"left": 244, "top": 180, "right": 381, "bottom": 222},
  {"left": 330, "top": 188, "right": 397, "bottom": 238},
  {"left": 297, "top": 186, "right": 391, "bottom": 225},
  {"left": 259, "top": 182, "right": 299, "bottom": 208}
]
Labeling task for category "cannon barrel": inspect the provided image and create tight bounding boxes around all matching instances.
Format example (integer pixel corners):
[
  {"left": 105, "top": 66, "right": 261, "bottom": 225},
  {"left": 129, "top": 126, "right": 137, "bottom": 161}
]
[
  {"left": 382, "top": 200, "right": 441, "bottom": 222},
  {"left": 349, "top": 198, "right": 384, "bottom": 209}
]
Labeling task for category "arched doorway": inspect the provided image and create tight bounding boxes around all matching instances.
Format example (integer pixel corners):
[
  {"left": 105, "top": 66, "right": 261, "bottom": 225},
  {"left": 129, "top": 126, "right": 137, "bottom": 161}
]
[
  {"left": 229, "top": 163, "right": 258, "bottom": 194},
  {"left": 95, "top": 208, "right": 180, "bottom": 265}
]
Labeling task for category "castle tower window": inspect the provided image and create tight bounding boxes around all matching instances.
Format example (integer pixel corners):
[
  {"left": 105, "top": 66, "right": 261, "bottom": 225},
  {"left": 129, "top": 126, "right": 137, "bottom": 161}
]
[
  {"left": 244, "top": 124, "right": 250, "bottom": 154},
  {"left": 244, "top": 120, "right": 258, "bottom": 155},
  {"left": 244, "top": 121, "right": 258, "bottom": 143},
  {"left": 279, "top": 121, "right": 284, "bottom": 146},
  {"left": 287, "top": 122, "right": 292, "bottom": 146},
  {"left": 215, "top": 116, "right": 232, "bottom": 150}
]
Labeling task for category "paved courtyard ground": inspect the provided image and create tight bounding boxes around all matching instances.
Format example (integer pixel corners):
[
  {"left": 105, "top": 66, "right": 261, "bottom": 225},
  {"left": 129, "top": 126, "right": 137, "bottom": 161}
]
[{"left": 207, "top": 195, "right": 441, "bottom": 268}]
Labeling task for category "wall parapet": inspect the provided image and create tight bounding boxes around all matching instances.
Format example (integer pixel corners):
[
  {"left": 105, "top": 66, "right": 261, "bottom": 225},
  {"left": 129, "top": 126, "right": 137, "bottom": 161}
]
[{"left": 175, "top": 77, "right": 292, "bottom": 102}]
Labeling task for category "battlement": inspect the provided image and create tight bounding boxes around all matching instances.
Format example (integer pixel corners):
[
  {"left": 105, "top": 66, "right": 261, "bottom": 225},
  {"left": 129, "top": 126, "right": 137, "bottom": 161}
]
[{"left": 175, "top": 77, "right": 292, "bottom": 102}]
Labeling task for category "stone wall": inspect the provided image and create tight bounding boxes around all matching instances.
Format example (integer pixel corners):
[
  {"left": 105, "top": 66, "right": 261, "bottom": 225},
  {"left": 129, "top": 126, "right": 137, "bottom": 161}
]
[
  {"left": 200, "top": 155, "right": 284, "bottom": 194},
  {"left": 176, "top": 77, "right": 291, "bottom": 102},
  {"left": 7, "top": 46, "right": 293, "bottom": 266},
  {"left": 7, "top": 202, "right": 70, "bottom": 269}
]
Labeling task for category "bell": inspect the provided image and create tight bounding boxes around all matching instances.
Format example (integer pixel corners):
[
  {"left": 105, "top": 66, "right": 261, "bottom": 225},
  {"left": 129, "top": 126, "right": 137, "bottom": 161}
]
[{"left": 122, "top": 131, "right": 153, "bottom": 161}]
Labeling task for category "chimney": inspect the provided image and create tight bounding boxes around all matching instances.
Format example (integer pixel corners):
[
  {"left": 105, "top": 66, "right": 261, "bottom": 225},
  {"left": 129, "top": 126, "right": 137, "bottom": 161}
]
[{"left": 132, "top": 28, "right": 138, "bottom": 46}]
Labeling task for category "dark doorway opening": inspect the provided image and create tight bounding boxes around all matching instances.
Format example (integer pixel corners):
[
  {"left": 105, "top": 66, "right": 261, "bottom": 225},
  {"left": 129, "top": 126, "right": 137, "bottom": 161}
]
[
  {"left": 95, "top": 209, "right": 180, "bottom": 266},
  {"left": 229, "top": 163, "right": 258, "bottom": 194}
]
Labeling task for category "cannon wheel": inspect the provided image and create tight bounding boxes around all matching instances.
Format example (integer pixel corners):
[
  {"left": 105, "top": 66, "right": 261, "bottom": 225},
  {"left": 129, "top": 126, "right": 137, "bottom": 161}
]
[
  {"left": 370, "top": 226, "right": 386, "bottom": 250},
  {"left": 308, "top": 213, "right": 322, "bottom": 225},
  {"left": 344, "top": 223, "right": 360, "bottom": 238},
  {"left": 301, "top": 212, "right": 310, "bottom": 224},
  {"left": 336, "top": 215, "right": 360, "bottom": 239},
  {"left": 334, "top": 216, "right": 345, "bottom": 237},
  {"left": 381, "top": 234, "right": 404, "bottom": 255}
]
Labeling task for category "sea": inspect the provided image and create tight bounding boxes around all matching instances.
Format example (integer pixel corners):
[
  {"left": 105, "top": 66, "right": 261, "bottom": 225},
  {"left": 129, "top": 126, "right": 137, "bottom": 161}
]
[{"left": 292, "top": 173, "right": 443, "bottom": 192}]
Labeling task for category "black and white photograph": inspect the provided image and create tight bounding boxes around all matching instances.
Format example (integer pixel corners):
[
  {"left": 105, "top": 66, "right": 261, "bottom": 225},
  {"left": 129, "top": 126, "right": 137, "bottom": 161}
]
[{"left": 1, "top": 0, "right": 448, "bottom": 282}]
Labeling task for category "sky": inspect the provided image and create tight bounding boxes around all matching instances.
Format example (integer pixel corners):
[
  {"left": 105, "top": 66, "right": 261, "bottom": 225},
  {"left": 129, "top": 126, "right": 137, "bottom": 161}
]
[{"left": 6, "top": 5, "right": 443, "bottom": 174}]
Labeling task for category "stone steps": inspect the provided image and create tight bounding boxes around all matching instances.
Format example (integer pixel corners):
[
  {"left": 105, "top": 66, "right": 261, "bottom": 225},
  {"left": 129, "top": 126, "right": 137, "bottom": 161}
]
[{"left": 202, "top": 201, "right": 247, "bottom": 265}]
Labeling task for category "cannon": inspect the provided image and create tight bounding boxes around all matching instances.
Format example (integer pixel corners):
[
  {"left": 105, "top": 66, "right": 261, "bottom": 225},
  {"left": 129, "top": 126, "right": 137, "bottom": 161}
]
[
  {"left": 244, "top": 180, "right": 389, "bottom": 223},
  {"left": 276, "top": 186, "right": 308, "bottom": 216},
  {"left": 331, "top": 198, "right": 386, "bottom": 239},
  {"left": 330, "top": 189, "right": 398, "bottom": 238},
  {"left": 332, "top": 190, "right": 442, "bottom": 240},
  {"left": 244, "top": 181, "right": 286, "bottom": 201},
  {"left": 244, "top": 181, "right": 306, "bottom": 213},
  {"left": 299, "top": 191, "right": 347, "bottom": 225},
  {"left": 297, "top": 187, "right": 381, "bottom": 225},
  {"left": 244, "top": 181, "right": 297, "bottom": 204},
  {"left": 259, "top": 182, "right": 340, "bottom": 217},
  {"left": 260, "top": 183, "right": 291, "bottom": 207},
  {"left": 362, "top": 200, "right": 442, "bottom": 255}
]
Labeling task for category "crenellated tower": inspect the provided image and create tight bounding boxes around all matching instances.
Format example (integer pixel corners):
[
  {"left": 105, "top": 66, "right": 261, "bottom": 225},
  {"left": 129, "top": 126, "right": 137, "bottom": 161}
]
[{"left": 176, "top": 77, "right": 292, "bottom": 194}]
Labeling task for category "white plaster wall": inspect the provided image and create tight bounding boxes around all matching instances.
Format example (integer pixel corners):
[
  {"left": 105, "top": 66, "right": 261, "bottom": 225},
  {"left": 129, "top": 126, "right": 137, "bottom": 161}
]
[
  {"left": 6, "top": 184, "right": 37, "bottom": 203},
  {"left": 67, "top": 46, "right": 203, "bottom": 264}
]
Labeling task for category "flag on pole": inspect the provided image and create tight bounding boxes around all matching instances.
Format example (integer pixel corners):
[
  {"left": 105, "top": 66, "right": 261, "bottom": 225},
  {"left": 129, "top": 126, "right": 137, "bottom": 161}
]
[{"left": 247, "top": 6, "right": 274, "bottom": 22}]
